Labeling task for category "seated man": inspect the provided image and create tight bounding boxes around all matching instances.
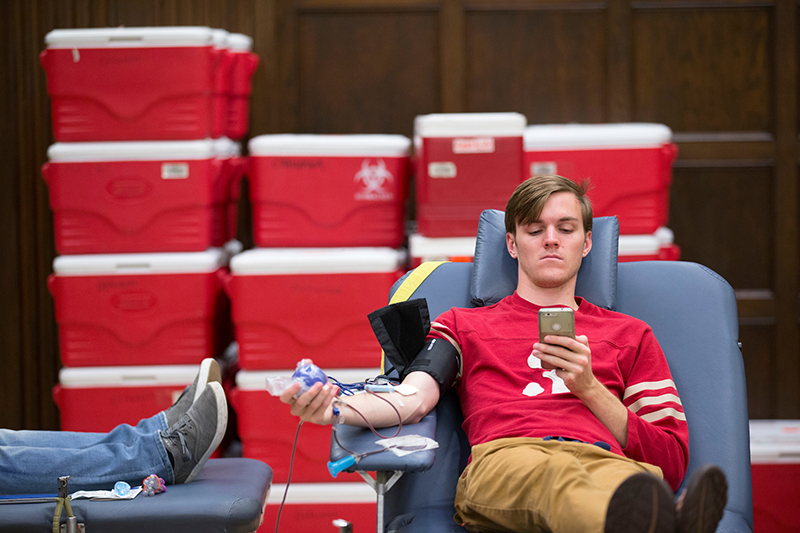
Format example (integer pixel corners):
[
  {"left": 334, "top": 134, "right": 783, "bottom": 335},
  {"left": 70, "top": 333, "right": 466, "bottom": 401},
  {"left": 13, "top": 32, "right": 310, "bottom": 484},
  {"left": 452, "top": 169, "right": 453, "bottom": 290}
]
[
  {"left": 282, "top": 175, "right": 729, "bottom": 533},
  {"left": 0, "top": 359, "right": 227, "bottom": 495}
]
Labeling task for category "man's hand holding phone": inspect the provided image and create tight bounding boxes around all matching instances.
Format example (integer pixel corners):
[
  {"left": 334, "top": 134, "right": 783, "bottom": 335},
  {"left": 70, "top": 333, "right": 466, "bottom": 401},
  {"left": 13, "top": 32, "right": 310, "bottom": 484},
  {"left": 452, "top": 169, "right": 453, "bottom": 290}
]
[{"left": 533, "top": 307, "right": 596, "bottom": 395}]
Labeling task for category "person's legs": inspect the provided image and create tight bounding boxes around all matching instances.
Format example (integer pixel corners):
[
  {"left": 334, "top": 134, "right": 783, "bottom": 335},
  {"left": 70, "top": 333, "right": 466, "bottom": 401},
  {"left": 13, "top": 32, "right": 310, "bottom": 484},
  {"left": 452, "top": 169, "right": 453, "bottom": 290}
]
[
  {"left": 0, "top": 425, "right": 172, "bottom": 494},
  {"left": 454, "top": 438, "right": 662, "bottom": 533},
  {"left": 0, "top": 358, "right": 224, "bottom": 495}
]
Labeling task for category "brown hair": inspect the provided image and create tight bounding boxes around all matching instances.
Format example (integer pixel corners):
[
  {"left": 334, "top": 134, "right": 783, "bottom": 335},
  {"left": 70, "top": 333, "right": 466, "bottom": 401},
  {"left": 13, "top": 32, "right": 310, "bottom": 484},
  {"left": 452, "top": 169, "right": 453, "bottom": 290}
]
[{"left": 504, "top": 174, "right": 593, "bottom": 235}]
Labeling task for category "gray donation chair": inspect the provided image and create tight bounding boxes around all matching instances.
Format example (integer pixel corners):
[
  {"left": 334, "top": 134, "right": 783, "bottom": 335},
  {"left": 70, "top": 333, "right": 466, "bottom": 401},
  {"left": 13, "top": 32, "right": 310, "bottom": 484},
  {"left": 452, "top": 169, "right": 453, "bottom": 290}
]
[{"left": 331, "top": 211, "right": 753, "bottom": 533}]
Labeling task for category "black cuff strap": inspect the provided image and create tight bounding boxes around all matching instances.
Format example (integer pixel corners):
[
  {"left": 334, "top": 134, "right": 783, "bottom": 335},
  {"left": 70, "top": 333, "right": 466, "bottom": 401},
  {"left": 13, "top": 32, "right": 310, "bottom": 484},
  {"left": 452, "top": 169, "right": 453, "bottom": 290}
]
[{"left": 405, "top": 338, "right": 459, "bottom": 395}]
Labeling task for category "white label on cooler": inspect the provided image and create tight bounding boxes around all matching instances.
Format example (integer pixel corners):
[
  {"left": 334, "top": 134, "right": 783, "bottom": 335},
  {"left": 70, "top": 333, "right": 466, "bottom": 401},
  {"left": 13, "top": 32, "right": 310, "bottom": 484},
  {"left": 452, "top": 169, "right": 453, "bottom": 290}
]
[
  {"left": 452, "top": 137, "right": 495, "bottom": 154},
  {"left": 161, "top": 162, "right": 190, "bottom": 179},
  {"left": 428, "top": 161, "right": 457, "bottom": 179},
  {"left": 531, "top": 161, "right": 558, "bottom": 176}
]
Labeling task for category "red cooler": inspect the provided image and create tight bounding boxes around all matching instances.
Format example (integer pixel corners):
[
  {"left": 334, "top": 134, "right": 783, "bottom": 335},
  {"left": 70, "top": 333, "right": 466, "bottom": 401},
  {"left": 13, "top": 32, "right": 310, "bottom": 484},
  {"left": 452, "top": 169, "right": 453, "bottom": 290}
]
[
  {"left": 53, "top": 365, "right": 199, "bottom": 432},
  {"left": 41, "top": 27, "right": 223, "bottom": 141},
  {"left": 414, "top": 113, "right": 527, "bottom": 238},
  {"left": 524, "top": 123, "right": 678, "bottom": 235},
  {"left": 210, "top": 30, "right": 232, "bottom": 139},
  {"left": 43, "top": 140, "right": 229, "bottom": 254},
  {"left": 50, "top": 249, "right": 227, "bottom": 367},
  {"left": 232, "top": 368, "right": 381, "bottom": 483},
  {"left": 259, "top": 483, "right": 376, "bottom": 532},
  {"left": 750, "top": 420, "right": 800, "bottom": 533},
  {"left": 213, "top": 137, "right": 244, "bottom": 242},
  {"left": 408, "top": 233, "right": 476, "bottom": 268},
  {"left": 248, "top": 134, "right": 411, "bottom": 248},
  {"left": 226, "top": 33, "right": 259, "bottom": 140},
  {"left": 228, "top": 248, "right": 405, "bottom": 370}
]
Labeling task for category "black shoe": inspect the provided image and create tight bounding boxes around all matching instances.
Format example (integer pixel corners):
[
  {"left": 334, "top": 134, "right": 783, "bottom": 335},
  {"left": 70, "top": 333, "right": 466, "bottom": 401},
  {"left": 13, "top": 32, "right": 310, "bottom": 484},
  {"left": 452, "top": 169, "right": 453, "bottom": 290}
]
[
  {"left": 165, "top": 358, "right": 222, "bottom": 427},
  {"left": 676, "top": 465, "right": 727, "bottom": 533},
  {"left": 605, "top": 472, "right": 676, "bottom": 533},
  {"left": 160, "top": 381, "right": 227, "bottom": 484}
]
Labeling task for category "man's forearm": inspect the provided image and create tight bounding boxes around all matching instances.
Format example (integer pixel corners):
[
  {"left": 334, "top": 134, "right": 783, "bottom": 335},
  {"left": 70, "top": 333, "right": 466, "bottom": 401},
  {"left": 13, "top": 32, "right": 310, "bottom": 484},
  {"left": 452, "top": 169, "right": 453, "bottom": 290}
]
[
  {"left": 336, "top": 371, "right": 440, "bottom": 428},
  {"left": 577, "top": 381, "right": 629, "bottom": 448}
]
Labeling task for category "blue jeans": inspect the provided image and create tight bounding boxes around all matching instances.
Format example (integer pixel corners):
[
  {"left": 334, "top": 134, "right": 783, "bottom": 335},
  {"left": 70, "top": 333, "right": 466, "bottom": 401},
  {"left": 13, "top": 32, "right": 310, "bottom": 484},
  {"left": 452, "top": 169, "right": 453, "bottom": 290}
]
[{"left": 0, "top": 412, "right": 173, "bottom": 494}]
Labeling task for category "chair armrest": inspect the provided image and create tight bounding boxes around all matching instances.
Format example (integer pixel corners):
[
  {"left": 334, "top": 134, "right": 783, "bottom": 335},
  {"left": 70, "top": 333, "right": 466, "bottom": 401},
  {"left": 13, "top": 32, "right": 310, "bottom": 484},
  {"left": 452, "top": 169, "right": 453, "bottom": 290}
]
[{"left": 329, "top": 410, "right": 437, "bottom": 475}]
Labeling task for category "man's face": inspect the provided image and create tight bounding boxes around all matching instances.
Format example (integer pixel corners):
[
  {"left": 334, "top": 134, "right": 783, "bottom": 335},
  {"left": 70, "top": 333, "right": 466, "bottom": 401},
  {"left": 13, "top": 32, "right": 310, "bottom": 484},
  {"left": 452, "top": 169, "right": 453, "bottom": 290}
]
[{"left": 506, "top": 191, "right": 592, "bottom": 290}]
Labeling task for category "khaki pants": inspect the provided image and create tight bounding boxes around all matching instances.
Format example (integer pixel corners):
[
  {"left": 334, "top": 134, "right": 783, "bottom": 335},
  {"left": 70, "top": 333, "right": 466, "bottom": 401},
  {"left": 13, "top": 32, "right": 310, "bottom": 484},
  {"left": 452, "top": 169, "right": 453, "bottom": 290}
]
[{"left": 454, "top": 437, "right": 664, "bottom": 533}]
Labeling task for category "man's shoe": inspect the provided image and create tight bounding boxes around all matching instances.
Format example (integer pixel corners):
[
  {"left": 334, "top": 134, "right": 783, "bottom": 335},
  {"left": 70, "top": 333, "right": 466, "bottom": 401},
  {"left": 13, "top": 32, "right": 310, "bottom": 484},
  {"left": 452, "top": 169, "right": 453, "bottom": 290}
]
[
  {"left": 160, "top": 381, "right": 228, "bottom": 484},
  {"left": 605, "top": 472, "right": 676, "bottom": 533},
  {"left": 165, "top": 358, "right": 222, "bottom": 426},
  {"left": 676, "top": 464, "right": 728, "bottom": 533}
]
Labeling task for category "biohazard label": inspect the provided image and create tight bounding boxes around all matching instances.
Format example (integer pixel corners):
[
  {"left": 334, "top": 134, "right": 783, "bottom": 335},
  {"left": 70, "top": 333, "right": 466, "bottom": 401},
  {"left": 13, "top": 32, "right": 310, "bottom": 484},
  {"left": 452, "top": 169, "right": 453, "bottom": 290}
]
[
  {"left": 453, "top": 138, "right": 495, "bottom": 154},
  {"left": 354, "top": 159, "right": 395, "bottom": 201},
  {"left": 531, "top": 161, "right": 558, "bottom": 176},
  {"left": 161, "top": 163, "right": 189, "bottom": 180},
  {"left": 428, "top": 162, "right": 457, "bottom": 179}
]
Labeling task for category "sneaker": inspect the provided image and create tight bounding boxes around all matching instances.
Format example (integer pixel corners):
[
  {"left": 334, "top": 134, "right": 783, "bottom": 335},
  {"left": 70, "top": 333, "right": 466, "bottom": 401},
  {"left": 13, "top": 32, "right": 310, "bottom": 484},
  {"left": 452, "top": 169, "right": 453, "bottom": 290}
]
[
  {"left": 676, "top": 464, "right": 728, "bottom": 533},
  {"left": 605, "top": 472, "right": 676, "bottom": 533},
  {"left": 160, "top": 381, "right": 228, "bottom": 484},
  {"left": 165, "top": 358, "right": 222, "bottom": 426}
]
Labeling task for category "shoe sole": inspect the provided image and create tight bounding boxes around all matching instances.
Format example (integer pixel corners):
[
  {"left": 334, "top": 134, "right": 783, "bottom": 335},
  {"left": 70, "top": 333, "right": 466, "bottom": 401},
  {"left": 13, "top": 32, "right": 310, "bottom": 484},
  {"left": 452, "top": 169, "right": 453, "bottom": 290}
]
[
  {"left": 184, "top": 381, "right": 228, "bottom": 484},
  {"left": 193, "top": 358, "right": 222, "bottom": 404},
  {"left": 677, "top": 465, "right": 728, "bottom": 533},
  {"left": 605, "top": 473, "right": 676, "bottom": 533}
]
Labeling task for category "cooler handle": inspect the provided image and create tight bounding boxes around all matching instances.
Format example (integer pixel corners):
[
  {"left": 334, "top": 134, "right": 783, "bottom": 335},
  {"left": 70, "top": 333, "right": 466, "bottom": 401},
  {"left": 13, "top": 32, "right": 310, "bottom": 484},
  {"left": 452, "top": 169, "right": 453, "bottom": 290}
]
[
  {"left": 245, "top": 52, "right": 260, "bottom": 79},
  {"left": 221, "top": 271, "right": 234, "bottom": 297},
  {"left": 52, "top": 383, "right": 63, "bottom": 408},
  {"left": 47, "top": 274, "right": 56, "bottom": 296},
  {"left": 660, "top": 142, "right": 679, "bottom": 187},
  {"left": 41, "top": 162, "right": 51, "bottom": 185}
]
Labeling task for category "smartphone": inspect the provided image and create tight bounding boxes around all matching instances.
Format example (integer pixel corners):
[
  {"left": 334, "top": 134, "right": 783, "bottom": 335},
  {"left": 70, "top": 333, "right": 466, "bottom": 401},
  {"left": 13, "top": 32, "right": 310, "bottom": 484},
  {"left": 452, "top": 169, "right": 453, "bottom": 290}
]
[{"left": 538, "top": 307, "right": 575, "bottom": 341}]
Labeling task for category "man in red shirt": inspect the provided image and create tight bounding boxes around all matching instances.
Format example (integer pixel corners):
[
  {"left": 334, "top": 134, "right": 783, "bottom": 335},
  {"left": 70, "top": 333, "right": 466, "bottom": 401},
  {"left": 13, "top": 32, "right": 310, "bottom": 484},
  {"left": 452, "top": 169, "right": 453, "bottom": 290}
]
[{"left": 282, "top": 175, "right": 728, "bottom": 533}]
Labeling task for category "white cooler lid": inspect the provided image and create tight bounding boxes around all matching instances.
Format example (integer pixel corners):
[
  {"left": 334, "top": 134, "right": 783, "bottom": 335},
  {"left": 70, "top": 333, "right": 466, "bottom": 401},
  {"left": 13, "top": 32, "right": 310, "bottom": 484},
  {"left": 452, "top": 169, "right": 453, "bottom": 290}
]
[
  {"left": 655, "top": 227, "right": 674, "bottom": 246},
  {"left": 750, "top": 420, "right": 800, "bottom": 463},
  {"left": 524, "top": 123, "right": 672, "bottom": 150},
  {"left": 228, "top": 33, "right": 254, "bottom": 52},
  {"left": 213, "top": 137, "right": 241, "bottom": 158},
  {"left": 53, "top": 249, "right": 226, "bottom": 276},
  {"left": 230, "top": 247, "right": 406, "bottom": 275},
  {"left": 266, "top": 482, "right": 375, "bottom": 504},
  {"left": 59, "top": 365, "right": 199, "bottom": 387},
  {"left": 618, "top": 234, "right": 660, "bottom": 256},
  {"left": 45, "top": 26, "right": 215, "bottom": 48},
  {"left": 236, "top": 368, "right": 382, "bottom": 390},
  {"left": 409, "top": 233, "right": 477, "bottom": 258},
  {"left": 211, "top": 28, "right": 229, "bottom": 49},
  {"left": 414, "top": 113, "right": 526, "bottom": 138},
  {"left": 248, "top": 134, "right": 411, "bottom": 157},
  {"left": 47, "top": 139, "right": 219, "bottom": 162}
]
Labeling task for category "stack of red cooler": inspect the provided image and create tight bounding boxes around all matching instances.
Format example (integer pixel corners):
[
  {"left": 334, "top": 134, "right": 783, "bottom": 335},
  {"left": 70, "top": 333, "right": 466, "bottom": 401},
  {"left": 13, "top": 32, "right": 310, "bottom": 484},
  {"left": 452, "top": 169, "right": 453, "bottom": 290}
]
[
  {"left": 40, "top": 26, "right": 258, "bottom": 435},
  {"left": 523, "top": 123, "right": 680, "bottom": 262},
  {"left": 228, "top": 134, "right": 412, "bottom": 530},
  {"left": 410, "top": 113, "right": 528, "bottom": 266}
]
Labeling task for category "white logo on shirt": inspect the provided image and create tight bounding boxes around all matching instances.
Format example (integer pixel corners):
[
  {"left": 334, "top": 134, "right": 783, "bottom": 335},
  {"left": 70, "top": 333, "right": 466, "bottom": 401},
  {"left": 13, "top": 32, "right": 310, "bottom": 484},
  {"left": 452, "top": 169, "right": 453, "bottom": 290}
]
[{"left": 525, "top": 352, "right": 570, "bottom": 396}]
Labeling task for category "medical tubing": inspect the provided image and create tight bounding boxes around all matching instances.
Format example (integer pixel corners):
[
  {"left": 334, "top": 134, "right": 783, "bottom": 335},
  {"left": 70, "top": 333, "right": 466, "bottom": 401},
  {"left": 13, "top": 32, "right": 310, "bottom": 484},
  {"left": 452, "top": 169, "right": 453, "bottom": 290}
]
[
  {"left": 275, "top": 420, "right": 303, "bottom": 533},
  {"left": 331, "top": 389, "right": 403, "bottom": 457}
]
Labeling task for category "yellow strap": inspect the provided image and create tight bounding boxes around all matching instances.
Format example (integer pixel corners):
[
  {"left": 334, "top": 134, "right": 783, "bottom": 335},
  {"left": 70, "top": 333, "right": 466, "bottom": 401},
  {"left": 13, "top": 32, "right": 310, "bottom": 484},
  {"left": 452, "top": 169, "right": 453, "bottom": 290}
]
[{"left": 381, "top": 261, "right": 446, "bottom": 373}]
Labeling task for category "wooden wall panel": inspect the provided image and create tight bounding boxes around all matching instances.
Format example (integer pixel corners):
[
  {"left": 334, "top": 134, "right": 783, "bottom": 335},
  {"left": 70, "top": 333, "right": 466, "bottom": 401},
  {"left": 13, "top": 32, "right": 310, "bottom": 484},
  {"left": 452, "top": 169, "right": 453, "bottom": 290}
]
[
  {"left": 465, "top": 9, "right": 608, "bottom": 123},
  {"left": 4, "top": 0, "right": 800, "bottom": 428},
  {"left": 632, "top": 6, "right": 771, "bottom": 132},
  {"left": 740, "top": 324, "right": 777, "bottom": 419},
  {"left": 297, "top": 11, "right": 439, "bottom": 136},
  {"left": 669, "top": 166, "right": 773, "bottom": 290}
]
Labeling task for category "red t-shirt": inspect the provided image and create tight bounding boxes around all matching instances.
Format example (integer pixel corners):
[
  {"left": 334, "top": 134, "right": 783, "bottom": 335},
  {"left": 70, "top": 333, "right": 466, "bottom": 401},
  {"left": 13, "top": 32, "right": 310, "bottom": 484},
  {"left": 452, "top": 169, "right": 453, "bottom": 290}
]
[{"left": 427, "top": 292, "right": 689, "bottom": 490}]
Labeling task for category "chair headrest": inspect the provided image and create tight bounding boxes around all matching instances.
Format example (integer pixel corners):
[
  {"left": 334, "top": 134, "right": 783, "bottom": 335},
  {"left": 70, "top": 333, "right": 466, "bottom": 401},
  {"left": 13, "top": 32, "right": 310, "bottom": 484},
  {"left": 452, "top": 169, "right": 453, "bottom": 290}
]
[{"left": 469, "top": 210, "right": 619, "bottom": 310}]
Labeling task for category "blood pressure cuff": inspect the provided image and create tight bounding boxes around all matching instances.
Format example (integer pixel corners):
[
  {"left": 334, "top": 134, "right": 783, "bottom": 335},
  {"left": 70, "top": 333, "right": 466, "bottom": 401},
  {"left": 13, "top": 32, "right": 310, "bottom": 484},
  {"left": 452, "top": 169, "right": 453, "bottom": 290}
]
[
  {"left": 405, "top": 338, "right": 460, "bottom": 395},
  {"left": 367, "top": 298, "right": 459, "bottom": 394}
]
